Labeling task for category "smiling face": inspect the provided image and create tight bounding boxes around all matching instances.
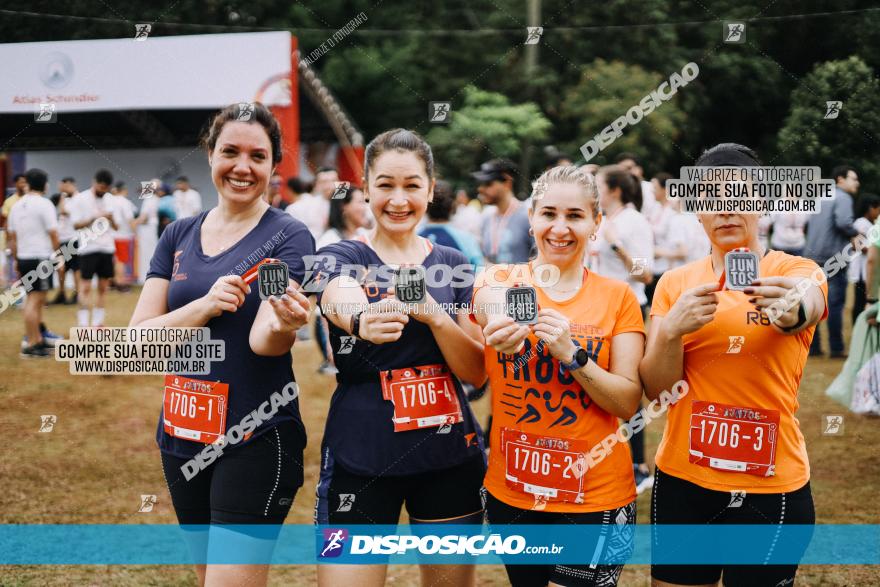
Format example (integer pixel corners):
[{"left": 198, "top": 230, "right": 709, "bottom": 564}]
[
  {"left": 530, "top": 182, "right": 598, "bottom": 266},
  {"left": 208, "top": 121, "right": 274, "bottom": 206},
  {"left": 365, "top": 150, "right": 433, "bottom": 236}
]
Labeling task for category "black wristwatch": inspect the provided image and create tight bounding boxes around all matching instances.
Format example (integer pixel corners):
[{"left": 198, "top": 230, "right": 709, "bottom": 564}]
[
  {"left": 780, "top": 302, "right": 808, "bottom": 332},
  {"left": 350, "top": 311, "right": 365, "bottom": 339},
  {"left": 561, "top": 347, "right": 590, "bottom": 371}
]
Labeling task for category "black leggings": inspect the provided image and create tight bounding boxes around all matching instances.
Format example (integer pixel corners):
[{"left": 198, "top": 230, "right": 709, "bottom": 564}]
[
  {"left": 161, "top": 421, "right": 305, "bottom": 526},
  {"left": 485, "top": 491, "right": 636, "bottom": 587},
  {"left": 651, "top": 467, "right": 815, "bottom": 586}
]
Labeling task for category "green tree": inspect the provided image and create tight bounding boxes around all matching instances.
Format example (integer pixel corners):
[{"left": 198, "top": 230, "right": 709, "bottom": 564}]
[
  {"left": 559, "top": 59, "right": 688, "bottom": 172},
  {"left": 777, "top": 56, "right": 880, "bottom": 184},
  {"left": 425, "top": 85, "right": 551, "bottom": 188}
]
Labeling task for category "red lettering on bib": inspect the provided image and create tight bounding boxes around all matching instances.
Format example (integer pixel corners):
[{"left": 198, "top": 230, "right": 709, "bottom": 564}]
[
  {"left": 163, "top": 375, "right": 228, "bottom": 444},
  {"left": 380, "top": 364, "right": 462, "bottom": 432},
  {"left": 501, "top": 427, "right": 589, "bottom": 503},
  {"left": 689, "top": 400, "right": 780, "bottom": 477}
]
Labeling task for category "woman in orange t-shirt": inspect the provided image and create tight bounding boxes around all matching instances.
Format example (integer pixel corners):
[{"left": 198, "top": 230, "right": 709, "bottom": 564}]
[
  {"left": 473, "top": 165, "right": 646, "bottom": 587},
  {"left": 640, "top": 143, "right": 828, "bottom": 587}
]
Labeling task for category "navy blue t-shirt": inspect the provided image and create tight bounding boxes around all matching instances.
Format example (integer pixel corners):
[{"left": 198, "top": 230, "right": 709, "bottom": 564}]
[
  {"left": 311, "top": 239, "right": 484, "bottom": 476},
  {"left": 147, "top": 207, "right": 315, "bottom": 458}
]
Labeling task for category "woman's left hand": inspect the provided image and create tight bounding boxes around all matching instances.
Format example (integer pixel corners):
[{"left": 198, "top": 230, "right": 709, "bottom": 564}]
[
  {"left": 533, "top": 308, "right": 576, "bottom": 363},
  {"left": 268, "top": 285, "right": 311, "bottom": 334}
]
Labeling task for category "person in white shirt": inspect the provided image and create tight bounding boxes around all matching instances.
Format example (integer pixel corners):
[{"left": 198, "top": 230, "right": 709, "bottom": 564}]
[
  {"left": 591, "top": 164, "right": 655, "bottom": 493},
  {"left": 49, "top": 177, "right": 80, "bottom": 305},
  {"left": 770, "top": 211, "right": 809, "bottom": 256},
  {"left": 450, "top": 187, "right": 482, "bottom": 240},
  {"left": 590, "top": 165, "right": 654, "bottom": 308},
  {"left": 849, "top": 193, "right": 880, "bottom": 323},
  {"left": 67, "top": 169, "right": 118, "bottom": 327},
  {"left": 616, "top": 152, "right": 658, "bottom": 221},
  {"left": 132, "top": 179, "right": 161, "bottom": 284},
  {"left": 172, "top": 176, "right": 202, "bottom": 219},
  {"left": 111, "top": 182, "right": 137, "bottom": 291},
  {"left": 646, "top": 173, "right": 690, "bottom": 304},
  {"left": 286, "top": 167, "right": 337, "bottom": 239},
  {"left": 7, "top": 169, "right": 60, "bottom": 357}
]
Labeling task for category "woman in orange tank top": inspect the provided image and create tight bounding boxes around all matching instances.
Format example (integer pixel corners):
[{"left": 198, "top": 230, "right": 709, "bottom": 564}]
[{"left": 472, "top": 165, "right": 646, "bottom": 587}]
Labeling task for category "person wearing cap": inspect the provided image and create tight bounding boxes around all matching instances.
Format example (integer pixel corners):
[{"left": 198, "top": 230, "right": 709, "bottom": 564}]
[
  {"left": 473, "top": 159, "right": 534, "bottom": 265},
  {"left": 641, "top": 143, "right": 827, "bottom": 587}
]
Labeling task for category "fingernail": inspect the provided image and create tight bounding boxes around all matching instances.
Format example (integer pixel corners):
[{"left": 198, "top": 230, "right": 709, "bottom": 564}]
[
  {"left": 748, "top": 298, "right": 757, "bottom": 304},
  {"left": 281, "top": 295, "right": 290, "bottom": 302},
  {"left": 743, "top": 288, "right": 754, "bottom": 294}
]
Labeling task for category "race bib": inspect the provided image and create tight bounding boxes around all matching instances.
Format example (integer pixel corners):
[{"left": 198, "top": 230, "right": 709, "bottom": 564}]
[
  {"left": 380, "top": 364, "right": 462, "bottom": 432},
  {"left": 501, "top": 428, "right": 588, "bottom": 503},
  {"left": 689, "top": 400, "right": 780, "bottom": 477},
  {"left": 163, "top": 375, "right": 228, "bottom": 444}
]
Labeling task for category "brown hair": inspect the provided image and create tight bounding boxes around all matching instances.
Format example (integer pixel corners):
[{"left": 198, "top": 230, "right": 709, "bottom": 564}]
[
  {"left": 599, "top": 165, "right": 642, "bottom": 212},
  {"left": 200, "top": 103, "right": 283, "bottom": 166},
  {"left": 531, "top": 165, "right": 600, "bottom": 219},
  {"left": 364, "top": 128, "right": 434, "bottom": 182}
]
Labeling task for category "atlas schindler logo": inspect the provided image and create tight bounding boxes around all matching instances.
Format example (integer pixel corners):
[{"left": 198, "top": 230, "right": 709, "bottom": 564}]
[{"left": 319, "top": 528, "right": 348, "bottom": 558}]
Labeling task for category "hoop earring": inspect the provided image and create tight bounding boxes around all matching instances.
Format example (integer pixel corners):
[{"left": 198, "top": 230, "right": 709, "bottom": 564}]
[
  {"left": 528, "top": 228, "right": 534, "bottom": 236},
  {"left": 590, "top": 233, "right": 597, "bottom": 241}
]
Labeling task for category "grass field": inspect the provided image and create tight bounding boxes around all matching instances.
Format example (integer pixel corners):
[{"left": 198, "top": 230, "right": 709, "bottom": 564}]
[{"left": 0, "top": 288, "right": 878, "bottom": 586}]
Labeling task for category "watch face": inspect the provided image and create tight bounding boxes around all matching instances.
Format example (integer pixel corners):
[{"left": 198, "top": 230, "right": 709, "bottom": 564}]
[
  {"left": 506, "top": 286, "right": 538, "bottom": 324},
  {"left": 724, "top": 250, "right": 759, "bottom": 291},
  {"left": 574, "top": 347, "right": 589, "bottom": 366},
  {"left": 258, "top": 261, "right": 289, "bottom": 300}
]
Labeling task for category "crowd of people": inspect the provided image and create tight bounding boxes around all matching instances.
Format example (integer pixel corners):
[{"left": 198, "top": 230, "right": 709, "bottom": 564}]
[{"left": 4, "top": 101, "right": 875, "bottom": 587}]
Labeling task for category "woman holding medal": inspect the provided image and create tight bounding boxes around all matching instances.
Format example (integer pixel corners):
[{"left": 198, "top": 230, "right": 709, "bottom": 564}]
[
  {"left": 641, "top": 143, "right": 827, "bottom": 587},
  {"left": 130, "top": 103, "right": 314, "bottom": 587},
  {"left": 472, "top": 165, "right": 645, "bottom": 587},
  {"left": 310, "top": 129, "right": 487, "bottom": 587}
]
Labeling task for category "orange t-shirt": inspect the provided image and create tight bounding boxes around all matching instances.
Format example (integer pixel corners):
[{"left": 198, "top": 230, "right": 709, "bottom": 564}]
[
  {"left": 651, "top": 251, "right": 828, "bottom": 493},
  {"left": 480, "top": 266, "right": 645, "bottom": 512}
]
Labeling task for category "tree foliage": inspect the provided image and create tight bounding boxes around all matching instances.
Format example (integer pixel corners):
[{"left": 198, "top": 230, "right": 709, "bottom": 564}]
[
  {"left": 425, "top": 86, "right": 551, "bottom": 187},
  {"left": 777, "top": 56, "right": 880, "bottom": 184}
]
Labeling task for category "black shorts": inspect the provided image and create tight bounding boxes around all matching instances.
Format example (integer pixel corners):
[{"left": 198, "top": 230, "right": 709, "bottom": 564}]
[
  {"left": 79, "top": 252, "right": 114, "bottom": 280},
  {"left": 161, "top": 421, "right": 305, "bottom": 526},
  {"left": 314, "top": 450, "right": 486, "bottom": 525},
  {"left": 650, "top": 467, "right": 815, "bottom": 586},
  {"left": 485, "top": 491, "right": 636, "bottom": 587},
  {"left": 61, "top": 239, "right": 79, "bottom": 271},
  {"left": 16, "top": 258, "right": 53, "bottom": 292}
]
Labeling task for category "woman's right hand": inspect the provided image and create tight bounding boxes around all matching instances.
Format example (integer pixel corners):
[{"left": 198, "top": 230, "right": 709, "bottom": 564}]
[
  {"left": 662, "top": 282, "right": 720, "bottom": 338},
  {"left": 483, "top": 316, "right": 531, "bottom": 355},
  {"left": 358, "top": 297, "right": 410, "bottom": 344},
  {"left": 201, "top": 275, "right": 250, "bottom": 318}
]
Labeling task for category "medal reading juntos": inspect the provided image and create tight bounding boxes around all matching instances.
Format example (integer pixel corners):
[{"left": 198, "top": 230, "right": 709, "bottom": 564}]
[
  {"left": 506, "top": 286, "right": 538, "bottom": 324},
  {"left": 723, "top": 248, "right": 759, "bottom": 291},
  {"left": 395, "top": 266, "right": 427, "bottom": 304},
  {"left": 241, "top": 258, "right": 288, "bottom": 300}
]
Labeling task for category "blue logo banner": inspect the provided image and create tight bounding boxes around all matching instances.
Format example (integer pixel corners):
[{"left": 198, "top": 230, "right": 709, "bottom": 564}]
[{"left": 1, "top": 525, "right": 878, "bottom": 565}]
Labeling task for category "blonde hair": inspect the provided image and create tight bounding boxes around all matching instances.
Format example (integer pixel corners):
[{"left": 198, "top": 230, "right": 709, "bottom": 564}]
[{"left": 530, "top": 165, "right": 600, "bottom": 219}]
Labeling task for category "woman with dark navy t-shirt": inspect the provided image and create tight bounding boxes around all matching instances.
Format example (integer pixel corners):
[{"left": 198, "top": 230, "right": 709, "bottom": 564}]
[
  {"left": 130, "top": 103, "right": 314, "bottom": 587},
  {"left": 309, "top": 129, "right": 487, "bottom": 587}
]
